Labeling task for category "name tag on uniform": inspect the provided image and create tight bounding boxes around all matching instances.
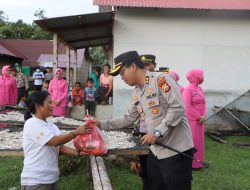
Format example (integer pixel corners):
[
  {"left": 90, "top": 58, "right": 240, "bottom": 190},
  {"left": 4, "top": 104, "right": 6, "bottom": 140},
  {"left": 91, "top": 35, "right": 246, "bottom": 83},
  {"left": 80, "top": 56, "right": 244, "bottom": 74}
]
[{"left": 146, "top": 93, "right": 157, "bottom": 100}]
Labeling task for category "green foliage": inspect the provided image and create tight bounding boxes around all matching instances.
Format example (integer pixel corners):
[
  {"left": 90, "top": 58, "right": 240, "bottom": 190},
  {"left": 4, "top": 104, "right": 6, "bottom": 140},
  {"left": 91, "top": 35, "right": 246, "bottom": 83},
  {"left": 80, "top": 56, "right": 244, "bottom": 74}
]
[
  {"left": 0, "top": 9, "right": 51, "bottom": 40},
  {"left": 34, "top": 8, "right": 47, "bottom": 20},
  {"left": 89, "top": 47, "right": 109, "bottom": 67}
]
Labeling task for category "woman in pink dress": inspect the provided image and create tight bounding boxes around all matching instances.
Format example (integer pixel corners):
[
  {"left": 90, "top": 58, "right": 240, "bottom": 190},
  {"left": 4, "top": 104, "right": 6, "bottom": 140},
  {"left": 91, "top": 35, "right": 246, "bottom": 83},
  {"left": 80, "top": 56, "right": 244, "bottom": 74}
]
[
  {"left": 48, "top": 68, "right": 68, "bottom": 117},
  {"left": 0, "top": 65, "right": 17, "bottom": 106},
  {"left": 183, "top": 69, "right": 206, "bottom": 169},
  {"left": 169, "top": 71, "right": 184, "bottom": 95},
  {"left": 97, "top": 64, "right": 113, "bottom": 104}
]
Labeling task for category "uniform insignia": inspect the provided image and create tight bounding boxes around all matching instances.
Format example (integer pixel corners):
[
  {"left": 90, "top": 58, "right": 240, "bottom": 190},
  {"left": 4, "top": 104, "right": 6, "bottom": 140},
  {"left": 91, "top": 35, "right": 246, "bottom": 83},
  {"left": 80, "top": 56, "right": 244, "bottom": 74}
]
[
  {"left": 152, "top": 108, "right": 159, "bottom": 114},
  {"left": 145, "top": 76, "right": 149, "bottom": 84},
  {"left": 148, "top": 101, "right": 155, "bottom": 107},
  {"left": 146, "top": 93, "right": 157, "bottom": 100},
  {"left": 136, "top": 105, "right": 143, "bottom": 113},
  {"left": 134, "top": 95, "right": 138, "bottom": 102},
  {"left": 140, "top": 112, "right": 146, "bottom": 121},
  {"left": 147, "top": 87, "right": 153, "bottom": 94},
  {"left": 158, "top": 77, "right": 171, "bottom": 93}
]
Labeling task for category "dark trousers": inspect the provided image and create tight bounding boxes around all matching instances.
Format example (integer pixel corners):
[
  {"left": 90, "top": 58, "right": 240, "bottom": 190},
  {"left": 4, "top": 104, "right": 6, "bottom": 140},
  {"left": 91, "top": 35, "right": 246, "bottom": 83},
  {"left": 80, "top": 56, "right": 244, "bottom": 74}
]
[
  {"left": 97, "top": 86, "right": 112, "bottom": 103},
  {"left": 147, "top": 149, "right": 194, "bottom": 190},
  {"left": 85, "top": 100, "right": 96, "bottom": 116},
  {"left": 35, "top": 85, "right": 42, "bottom": 91},
  {"left": 139, "top": 155, "right": 150, "bottom": 190},
  {"left": 17, "top": 87, "right": 27, "bottom": 103}
]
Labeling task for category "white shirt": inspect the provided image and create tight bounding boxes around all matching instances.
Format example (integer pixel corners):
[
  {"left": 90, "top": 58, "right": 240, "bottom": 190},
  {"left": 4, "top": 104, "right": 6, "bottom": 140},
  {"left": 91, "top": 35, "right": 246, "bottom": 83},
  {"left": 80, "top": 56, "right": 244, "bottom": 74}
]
[
  {"left": 32, "top": 72, "right": 45, "bottom": 85},
  {"left": 21, "top": 117, "right": 61, "bottom": 185}
]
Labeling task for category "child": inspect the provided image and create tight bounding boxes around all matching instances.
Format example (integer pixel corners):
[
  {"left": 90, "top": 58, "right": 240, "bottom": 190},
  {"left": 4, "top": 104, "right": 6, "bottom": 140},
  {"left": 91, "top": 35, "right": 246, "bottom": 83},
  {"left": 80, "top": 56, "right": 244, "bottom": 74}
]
[
  {"left": 72, "top": 82, "right": 84, "bottom": 106},
  {"left": 42, "top": 80, "right": 49, "bottom": 92},
  {"left": 84, "top": 78, "right": 97, "bottom": 116},
  {"left": 18, "top": 95, "right": 27, "bottom": 108}
]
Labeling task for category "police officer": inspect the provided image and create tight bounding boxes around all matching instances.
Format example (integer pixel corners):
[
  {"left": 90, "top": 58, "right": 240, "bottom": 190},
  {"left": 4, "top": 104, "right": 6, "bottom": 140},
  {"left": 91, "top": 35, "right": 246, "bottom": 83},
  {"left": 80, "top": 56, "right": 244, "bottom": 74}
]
[
  {"left": 132, "top": 54, "right": 157, "bottom": 190},
  {"left": 96, "top": 51, "right": 194, "bottom": 190},
  {"left": 159, "top": 67, "right": 169, "bottom": 74},
  {"left": 140, "top": 54, "right": 157, "bottom": 72}
]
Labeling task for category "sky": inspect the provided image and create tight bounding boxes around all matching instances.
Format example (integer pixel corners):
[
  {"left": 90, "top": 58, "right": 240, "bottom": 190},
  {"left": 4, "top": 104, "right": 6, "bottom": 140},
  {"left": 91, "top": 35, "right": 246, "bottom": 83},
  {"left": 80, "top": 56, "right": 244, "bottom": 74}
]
[{"left": 0, "top": 0, "right": 99, "bottom": 24}]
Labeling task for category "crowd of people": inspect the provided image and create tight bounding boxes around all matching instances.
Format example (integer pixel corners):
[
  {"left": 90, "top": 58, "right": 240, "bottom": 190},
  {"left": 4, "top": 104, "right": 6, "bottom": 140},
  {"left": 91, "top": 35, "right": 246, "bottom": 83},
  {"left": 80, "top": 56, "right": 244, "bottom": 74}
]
[
  {"left": 0, "top": 52, "right": 206, "bottom": 189},
  {"left": 0, "top": 64, "right": 114, "bottom": 118}
]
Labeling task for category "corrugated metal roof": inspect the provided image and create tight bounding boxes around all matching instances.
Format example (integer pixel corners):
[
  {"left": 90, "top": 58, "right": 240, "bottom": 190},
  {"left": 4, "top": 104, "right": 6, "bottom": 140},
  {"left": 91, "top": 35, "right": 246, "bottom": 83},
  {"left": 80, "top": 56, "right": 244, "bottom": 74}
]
[
  {"left": 93, "top": 0, "right": 250, "bottom": 10},
  {"left": 0, "top": 39, "right": 65, "bottom": 67},
  {"left": 37, "top": 49, "right": 84, "bottom": 68},
  {"left": 0, "top": 44, "right": 18, "bottom": 57},
  {"left": 35, "top": 12, "right": 114, "bottom": 49}
]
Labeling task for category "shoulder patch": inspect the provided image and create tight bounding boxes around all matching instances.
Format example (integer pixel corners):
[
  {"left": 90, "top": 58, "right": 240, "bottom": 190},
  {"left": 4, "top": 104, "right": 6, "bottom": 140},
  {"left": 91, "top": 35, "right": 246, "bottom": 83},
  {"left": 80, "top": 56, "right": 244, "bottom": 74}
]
[{"left": 158, "top": 76, "right": 171, "bottom": 93}]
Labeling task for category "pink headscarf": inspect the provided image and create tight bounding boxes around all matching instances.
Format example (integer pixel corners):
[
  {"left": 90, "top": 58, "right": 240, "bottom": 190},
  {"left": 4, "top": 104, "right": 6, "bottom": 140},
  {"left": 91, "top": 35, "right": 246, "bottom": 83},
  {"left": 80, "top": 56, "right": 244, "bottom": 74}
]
[
  {"left": 186, "top": 69, "right": 204, "bottom": 85},
  {"left": 169, "top": 71, "right": 180, "bottom": 81},
  {"left": 55, "top": 68, "right": 63, "bottom": 79},
  {"left": 1, "top": 65, "right": 11, "bottom": 78}
]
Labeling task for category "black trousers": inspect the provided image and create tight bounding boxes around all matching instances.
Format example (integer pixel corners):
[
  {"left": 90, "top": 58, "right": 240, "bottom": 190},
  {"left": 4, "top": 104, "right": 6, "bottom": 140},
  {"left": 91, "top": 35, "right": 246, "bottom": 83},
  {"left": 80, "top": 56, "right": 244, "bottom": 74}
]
[
  {"left": 85, "top": 100, "right": 96, "bottom": 116},
  {"left": 139, "top": 155, "right": 150, "bottom": 190},
  {"left": 147, "top": 149, "right": 194, "bottom": 190},
  {"left": 17, "top": 87, "right": 27, "bottom": 103},
  {"left": 34, "top": 85, "right": 42, "bottom": 91}
]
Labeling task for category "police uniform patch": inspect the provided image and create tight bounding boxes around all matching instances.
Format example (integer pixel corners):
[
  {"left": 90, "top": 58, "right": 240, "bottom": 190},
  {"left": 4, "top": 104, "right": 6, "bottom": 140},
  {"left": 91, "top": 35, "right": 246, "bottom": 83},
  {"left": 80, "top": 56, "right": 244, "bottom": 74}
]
[
  {"left": 145, "top": 76, "right": 149, "bottom": 84},
  {"left": 147, "top": 87, "right": 153, "bottom": 94},
  {"left": 152, "top": 108, "right": 159, "bottom": 114},
  {"left": 158, "top": 77, "right": 171, "bottom": 93},
  {"left": 134, "top": 95, "right": 138, "bottom": 102},
  {"left": 148, "top": 101, "right": 155, "bottom": 107}
]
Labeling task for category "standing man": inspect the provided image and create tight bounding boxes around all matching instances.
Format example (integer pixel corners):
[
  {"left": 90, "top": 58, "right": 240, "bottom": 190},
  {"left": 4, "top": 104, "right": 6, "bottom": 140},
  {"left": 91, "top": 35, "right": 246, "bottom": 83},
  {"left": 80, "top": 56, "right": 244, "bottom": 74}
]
[
  {"left": 96, "top": 51, "right": 194, "bottom": 190},
  {"left": 132, "top": 54, "right": 157, "bottom": 190},
  {"left": 44, "top": 67, "right": 53, "bottom": 83},
  {"left": 32, "top": 68, "right": 44, "bottom": 91},
  {"left": 11, "top": 68, "right": 29, "bottom": 104}
]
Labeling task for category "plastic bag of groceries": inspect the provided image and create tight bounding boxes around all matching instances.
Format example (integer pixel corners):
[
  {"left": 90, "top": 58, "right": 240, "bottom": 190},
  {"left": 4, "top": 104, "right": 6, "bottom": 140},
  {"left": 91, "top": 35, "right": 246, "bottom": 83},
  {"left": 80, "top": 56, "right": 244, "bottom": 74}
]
[{"left": 73, "top": 120, "right": 107, "bottom": 155}]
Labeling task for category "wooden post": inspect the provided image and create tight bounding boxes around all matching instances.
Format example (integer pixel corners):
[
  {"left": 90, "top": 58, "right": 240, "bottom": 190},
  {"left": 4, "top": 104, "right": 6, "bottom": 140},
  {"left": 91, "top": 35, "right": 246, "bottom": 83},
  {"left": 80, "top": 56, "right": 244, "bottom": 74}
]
[
  {"left": 96, "top": 156, "right": 112, "bottom": 190},
  {"left": 73, "top": 49, "right": 77, "bottom": 84},
  {"left": 89, "top": 155, "right": 103, "bottom": 190},
  {"left": 89, "top": 155, "right": 113, "bottom": 190},
  {"left": 53, "top": 33, "right": 58, "bottom": 76},
  {"left": 66, "top": 45, "right": 70, "bottom": 84}
]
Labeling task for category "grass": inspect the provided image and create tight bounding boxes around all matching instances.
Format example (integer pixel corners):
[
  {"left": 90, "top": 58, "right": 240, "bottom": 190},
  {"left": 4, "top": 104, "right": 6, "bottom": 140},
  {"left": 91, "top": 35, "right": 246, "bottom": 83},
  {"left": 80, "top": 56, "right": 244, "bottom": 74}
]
[{"left": 0, "top": 135, "right": 250, "bottom": 190}]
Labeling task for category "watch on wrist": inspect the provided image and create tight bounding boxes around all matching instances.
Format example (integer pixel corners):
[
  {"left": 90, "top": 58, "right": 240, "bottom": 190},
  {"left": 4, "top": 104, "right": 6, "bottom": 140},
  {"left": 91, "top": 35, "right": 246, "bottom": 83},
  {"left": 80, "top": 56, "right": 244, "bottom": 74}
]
[{"left": 154, "top": 130, "right": 161, "bottom": 138}]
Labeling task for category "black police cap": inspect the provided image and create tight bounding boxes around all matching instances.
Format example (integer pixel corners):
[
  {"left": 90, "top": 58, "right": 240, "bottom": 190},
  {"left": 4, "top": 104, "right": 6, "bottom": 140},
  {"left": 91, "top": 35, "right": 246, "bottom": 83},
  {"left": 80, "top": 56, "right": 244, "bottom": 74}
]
[
  {"left": 140, "top": 54, "right": 156, "bottom": 65},
  {"left": 110, "top": 51, "right": 142, "bottom": 76}
]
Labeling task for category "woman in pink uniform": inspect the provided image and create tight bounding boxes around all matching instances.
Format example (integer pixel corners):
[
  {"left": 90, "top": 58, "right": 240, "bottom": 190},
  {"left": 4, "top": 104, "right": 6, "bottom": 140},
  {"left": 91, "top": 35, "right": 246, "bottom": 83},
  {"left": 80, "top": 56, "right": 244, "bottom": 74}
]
[
  {"left": 169, "top": 71, "right": 184, "bottom": 95},
  {"left": 183, "top": 69, "right": 206, "bottom": 169},
  {"left": 48, "top": 68, "right": 68, "bottom": 117},
  {"left": 0, "top": 65, "right": 17, "bottom": 106}
]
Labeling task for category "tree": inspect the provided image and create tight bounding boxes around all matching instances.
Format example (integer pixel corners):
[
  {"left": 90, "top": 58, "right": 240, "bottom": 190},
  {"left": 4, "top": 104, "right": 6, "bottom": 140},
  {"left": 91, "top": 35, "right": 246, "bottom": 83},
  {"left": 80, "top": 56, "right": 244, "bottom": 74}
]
[
  {"left": 0, "top": 19, "right": 33, "bottom": 39},
  {"left": 88, "top": 46, "right": 109, "bottom": 67},
  {"left": 0, "top": 9, "right": 51, "bottom": 40},
  {"left": 0, "top": 10, "right": 8, "bottom": 26},
  {"left": 34, "top": 8, "right": 46, "bottom": 20},
  {"left": 32, "top": 8, "right": 51, "bottom": 40}
]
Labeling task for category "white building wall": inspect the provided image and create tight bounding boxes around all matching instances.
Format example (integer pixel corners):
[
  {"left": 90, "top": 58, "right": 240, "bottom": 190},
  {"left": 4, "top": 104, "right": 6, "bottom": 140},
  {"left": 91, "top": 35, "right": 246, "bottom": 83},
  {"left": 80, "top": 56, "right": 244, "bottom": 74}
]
[{"left": 112, "top": 8, "right": 250, "bottom": 117}]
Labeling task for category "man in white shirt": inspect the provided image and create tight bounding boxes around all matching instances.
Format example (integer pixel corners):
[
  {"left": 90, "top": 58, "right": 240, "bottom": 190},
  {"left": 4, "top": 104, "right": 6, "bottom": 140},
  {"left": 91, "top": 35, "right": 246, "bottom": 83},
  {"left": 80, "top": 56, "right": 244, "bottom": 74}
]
[{"left": 32, "top": 68, "right": 45, "bottom": 91}]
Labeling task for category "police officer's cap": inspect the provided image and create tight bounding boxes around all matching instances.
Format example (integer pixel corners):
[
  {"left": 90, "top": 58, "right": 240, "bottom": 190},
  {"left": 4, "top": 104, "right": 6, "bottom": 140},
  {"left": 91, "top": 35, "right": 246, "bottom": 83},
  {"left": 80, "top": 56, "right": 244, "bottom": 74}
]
[
  {"left": 110, "top": 51, "right": 143, "bottom": 76},
  {"left": 159, "top": 67, "right": 169, "bottom": 74},
  {"left": 140, "top": 54, "right": 156, "bottom": 66}
]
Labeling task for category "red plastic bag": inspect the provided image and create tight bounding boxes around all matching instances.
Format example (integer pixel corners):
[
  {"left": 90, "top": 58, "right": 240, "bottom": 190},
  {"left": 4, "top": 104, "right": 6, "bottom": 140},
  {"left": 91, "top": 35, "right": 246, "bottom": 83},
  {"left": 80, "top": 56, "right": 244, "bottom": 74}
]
[{"left": 73, "top": 120, "right": 107, "bottom": 155}]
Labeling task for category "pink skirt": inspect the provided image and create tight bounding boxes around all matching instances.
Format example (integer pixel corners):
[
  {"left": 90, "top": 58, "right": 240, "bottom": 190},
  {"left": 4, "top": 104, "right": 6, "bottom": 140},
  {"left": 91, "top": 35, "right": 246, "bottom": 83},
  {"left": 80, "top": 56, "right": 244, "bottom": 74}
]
[
  {"left": 188, "top": 119, "right": 204, "bottom": 169},
  {"left": 53, "top": 107, "right": 66, "bottom": 117}
]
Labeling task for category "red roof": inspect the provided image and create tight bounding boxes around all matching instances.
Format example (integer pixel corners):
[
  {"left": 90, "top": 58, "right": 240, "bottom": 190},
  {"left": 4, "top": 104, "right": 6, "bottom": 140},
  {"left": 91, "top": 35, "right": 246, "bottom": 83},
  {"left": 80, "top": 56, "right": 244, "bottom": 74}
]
[
  {"left": 0, "top": 39, "right": 65, "bottom": 67},
  {"left": 94, "top": 0, "right": 250, "bottom": 10}
]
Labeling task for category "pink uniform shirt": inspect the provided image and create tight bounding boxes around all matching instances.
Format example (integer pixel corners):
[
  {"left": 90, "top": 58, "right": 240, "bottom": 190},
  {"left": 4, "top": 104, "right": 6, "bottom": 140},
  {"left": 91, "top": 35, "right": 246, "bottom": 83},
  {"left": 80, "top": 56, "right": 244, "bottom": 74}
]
[
  {"left": 183, "top": 69, "right": 206, "bottom": 169},
  {"left": 0, "top": 66, "right": 17, "bottom": 106}
]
